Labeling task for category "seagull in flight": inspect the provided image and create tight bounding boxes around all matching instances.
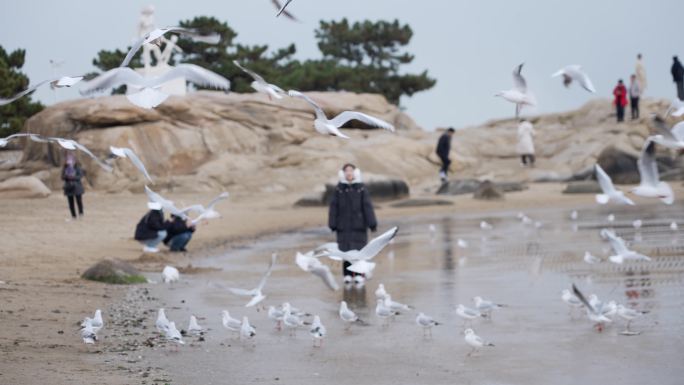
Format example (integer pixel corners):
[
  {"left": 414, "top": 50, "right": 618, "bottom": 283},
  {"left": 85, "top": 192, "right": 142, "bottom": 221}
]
[
  {"left": 0, "top": 76, "right": 83, "bottom": 106},
  {"left": 650, "top": 115, "right": 684, "bottom": 150},
  {"left": 594, "top": 164, "right": 635, "bottom": 205},
  {"left": 602, "top": 230, "right": 651, "bottom": 264},
  {"left": 552, "top": 65, "right": 596, "bottom": 93},
  {"left": 227, "top": 253, "right": 277, "bottom": 307},
  {"left": 120, "top": 27, "right": 221, "bottom": 68},
  {"left": 180, "top": 192, "right": 230, "bottom": 225},
  {"left": 317, "top": 227, "right": 398, "bottom": 276},
  {"left": 495, "top": 63, "right": 536, "bottom": 118},
  {"left": 145, "top": 186, "right": 188, "bottom": 219},
  {"left": 272, "top": 0, "right": 298, "bottom": 21},
  {"left": 233, "top": 60, "right": 286, "bottom": 100},
  {"left": 295, "top": 251, "right": 339, "bottom": 291},
  {"left": 288, "top": 90, "right": 395, "bottom": 139},
  {"left": 109, "top": 146, "right": 153, "bottom": 182},
  {"left": 631, "top": 139, "right": 674, "bottom": 204}
]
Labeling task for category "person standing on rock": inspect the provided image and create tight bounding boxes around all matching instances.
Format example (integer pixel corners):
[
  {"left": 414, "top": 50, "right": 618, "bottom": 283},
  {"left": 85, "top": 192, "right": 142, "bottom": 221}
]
[
  {"left": 134, "top": 202, "right": 167, "bottom": 253},
  {"left": 163, "top": 214, "right": 195, "bottom": 252},
  {"left": 635, "top": 53, "right": 647, "bottom": 94},
  {"left": 671, "top": 56, "right": 684, "bottom": 101},
  {"left": 436, "top": 128, "right": 455, "bottom": 183},
  {"left": 516, "top": 119, "right": 536, "bottom": 167},
  {"left": 629, "top": 74, "right": 641, "bottom": 120},
  {"left": 62, "top": 153, "right": 85, "bottom": 221},
  {"left": 328, "top": 164, "right": 377, "bottom": 285},
  {"left": 613, "top": 79, "right": 628, "bottom": 122}
]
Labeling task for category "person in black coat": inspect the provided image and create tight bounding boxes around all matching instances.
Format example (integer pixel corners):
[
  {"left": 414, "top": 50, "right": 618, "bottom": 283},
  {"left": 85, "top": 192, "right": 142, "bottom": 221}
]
[
  {"left": 328, "top": 164, "right": 377, "bottom": 282},
  {"left": 62, "top": 154, "right": 85, "bottom": 220},
  {"left": 163, "top": 214, "right": 196, "bottom": 252},
  {"left": 672, "top": 56, "right": 684, "bottom": 101},
  {"left": 436, "top": 128, "right": 455, "bottom": 183},
  {"left": 134, "top": 202, "right": 167, "bottom": 253}
]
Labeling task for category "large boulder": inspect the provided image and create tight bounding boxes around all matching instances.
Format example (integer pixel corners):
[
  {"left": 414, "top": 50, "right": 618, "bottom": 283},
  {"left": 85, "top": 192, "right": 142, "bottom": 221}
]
[
  {"left": 437, "top": 179, "right": 527, "bottom": 195},
  {"left": 82, "top": 259, "right": 147, "bottom": 284},
  {"left": 473, "top": 180, "right": 504, "bottom": 200},
  {"left": 563, "top": 181, "right": 602, "bottom": 194},
  {"left": 0, "top": 176, "right": 51, "bottom": 198},
  {"left": 596, "top": 146, "right": 639, "bottom": 184}
]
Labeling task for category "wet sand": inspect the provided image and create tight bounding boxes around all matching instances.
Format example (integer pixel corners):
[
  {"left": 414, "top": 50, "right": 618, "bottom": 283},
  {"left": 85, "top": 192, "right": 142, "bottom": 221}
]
[{"left": 1, "top": 184, "right": 683, "bottom": 384}]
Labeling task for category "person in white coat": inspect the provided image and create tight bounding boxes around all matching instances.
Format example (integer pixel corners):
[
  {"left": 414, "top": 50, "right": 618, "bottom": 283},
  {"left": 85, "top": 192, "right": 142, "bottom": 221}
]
[
  {"left": 516, "top": 120, "right": 536, "bottom": 167},
  {"left": 635, "top": 53, "right": 647, "bottom": 94}
]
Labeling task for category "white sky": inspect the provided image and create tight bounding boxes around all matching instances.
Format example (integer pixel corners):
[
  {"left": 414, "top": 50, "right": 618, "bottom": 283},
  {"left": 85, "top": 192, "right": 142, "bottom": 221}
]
[{"left": 1, "top": 0, "right": 683, "bottom": 129}]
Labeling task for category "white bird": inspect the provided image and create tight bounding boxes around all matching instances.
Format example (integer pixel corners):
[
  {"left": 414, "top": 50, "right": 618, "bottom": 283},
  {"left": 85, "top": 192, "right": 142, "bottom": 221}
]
[
  {"left": 318, "top": 227, "right": 398, "bottom": 276},
  {"left": 282, "top": 305, "right": 307, "bottom": 336},
  {"left": 495, "top": 63, "right": 536, "bottom": 118},
  {"left": 616, "top": 304, "right": 648, "bottom": 333},
  {"left": 339, "top": 301, "right": 362, "bottom": 329},
  {"left": 480, "top": 221, "right": 493, "bottom": 230},
  {"left": 457, "top": 239, "right": 469, "bottom": 248},
  {"left": 288, "top": 90, "right": 395, "bottom": 139},
  {"left": 187, "top": 315, "right": 203, "bottom": 335},
  {"left": 0, "top": 76, "right": 83, "bottom": 106},
  {"left": 80, "top": 319, "right": 98, "bottom": 345},
  {"left": 180, "top": 192, "right": 230, "bottom": 225},
  {"left": 109, "top": 146, "right": 153, "bottom": 182},
  {"left": 631, "top": 139, "right": 674, "bottom": 204},
  {"left": 240, "top": 317, "right": 256, "bottom": 340},
  {"left": 583, "top": 251, "right": 602, "bottom": 264},
  {"left": 0, "top": 133, "right": 37, "bottom": 147},
  {"left": 233, "top": 60, "right": 286, "bottom": 100},
  {"left": 384, "top": 294, "right": 411, "bottom": 312},
  {"left": 607, "top": 214, "right": 615, "bottom": 223},
  {"left": 375, "top": 283, "right": 388, "bottom": 300},
  {"left": 632, "top": 219, "right": 643, "bottom": 229},
  {"left": 227, "top": 253, "right": 276, "bottom": 307},
  {"left": 671, "top": 222, "right": 679, "bottom": 231},
  {"left": 416, "top": 312, "right": 440, "bottom": 338},
  {"left": 650, "top": 116, "right": 684, "bottom": 149},
  {"left": 156, "top": 309, "right": 170, "bottom": 334},
  {"left": 561, "top": 289, "right": 583, "bottom": 312},
  {"left": 81, "top": 309, "right": 103, "bottom": 333},
  {"left": 551, "top": 65, "right": 596, "bottom": 93},
  {"left": 456, "top": 304, "right": 485, "bottom": 326},
  {"left": 295, "top": 251, "right": 338, "bottom": 291},
  {"left": 120, "top": 27, "right": 221, "bottom": 68},
  {"left": 221, "top": 310, "right": 242, "bottom": 334},
  {"left": 572, "top": 284, "right": 613, "bottom": 331},
  {"left": 164, "top": 321, "right": 185, "bottom": 345},
  {"left": 473, "top": 296, "right": 505, "bottom": 317},
  {"left": 595, "top": 164, "right": 635, "bottom": 205},
  {"left": 570, "top": 210, "right": 579, "bottom": 220},
  {"left": 666, "top": 98, "right": 684, "bottom": 117},
  {"left": 603, "top": 230, "right": 651, "bottom": 264},
  {"left": 267, "top": 306, "right": 284, "bottom": 331},
  {"left": 37, "top": 135, "right": 112, "bottom": 172},
  {"left": 272, "top": 0, "right": 298, "bottom": 21},
  {"left": 309, "top": 315, "right": 326, "bottom": 348},
  {"left": 144, "top": 186, "right": 188, "bottom": 219},
  {"left": 375, "top": 299, "right": 398, "bottom": 327},
  {"left": 162, "top": 266, "right": 180, "bottom": 284},
  {"left": 81, "top": 64, "right": 230, "bottom": 109},
  {"left": 428, "top": 224, "right": 437, "bottom": 233},
  {"left": 464, "top": 328, "right": 494, "bottom": 356}
]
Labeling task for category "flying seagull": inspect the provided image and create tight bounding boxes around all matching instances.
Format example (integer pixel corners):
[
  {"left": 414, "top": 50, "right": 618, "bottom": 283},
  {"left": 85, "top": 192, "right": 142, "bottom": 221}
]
[
  {"left": 0, "top": 76, "right": 83, "bottom": 106},
  {"left": 631, "top": 139, "right": 674, "bottom": 204},
  {"left": 37, "top": 135, "right": 113, "bottom": 172},
  {"left": 317, "top": 227, "right": 398, "bottom": 275},
  {"left": 180, "top": 192, "right": 230, "bottom": 225},
  {"left": 495, "top": 63, "right": 536, "bottom": 118},
  {"left": 650, "top": 115, "right": 684, "bottom": 150},
  {"left": 602, "top": 230, "right": 651, "bottom": 264},
  {"left": 110, "top": 146, "right": 153, "bottom": 182},
  {"left": 552, "top": 65, "right": 596, "bottom": 93},
  {"left": 120, "top": 27, "right": 221, "bottom": 68},
  {"left": 594, "top": 164, "right": 635, "bottom": 205},
  {"left": 233, "top": 60, "right": 286, "bottom": 100},
  {"left": 272, "top": 0, "right": 298, "bottom": 21},
  {"left": 144, "top": 186, "right": 188, "bottom": 219},
  {"left": 295, "top": 251, "right": 339, "bottom": 291},
  {"left": 288, "top": 90, "right": 395, "bottom": 139},
  {"left": 227, "top": 253, "right": 277, "bottom": 307}
]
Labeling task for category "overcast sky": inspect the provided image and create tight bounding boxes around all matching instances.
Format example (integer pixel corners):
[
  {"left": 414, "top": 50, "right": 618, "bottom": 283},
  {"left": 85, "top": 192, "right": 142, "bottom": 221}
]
[{"left": 1, "top": 0, "right": 682, "bottom": 129}]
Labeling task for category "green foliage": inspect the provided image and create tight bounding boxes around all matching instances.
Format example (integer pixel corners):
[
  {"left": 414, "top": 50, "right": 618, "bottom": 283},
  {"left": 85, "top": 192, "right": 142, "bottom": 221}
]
[{"left": 0, "top": 45, "right": 43, "bottom": 137}]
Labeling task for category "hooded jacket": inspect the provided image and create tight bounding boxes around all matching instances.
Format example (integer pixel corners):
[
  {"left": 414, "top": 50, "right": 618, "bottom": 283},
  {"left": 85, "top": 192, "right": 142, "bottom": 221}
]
[
  {"left": 436, "top": 132, "right": 452, "bottom": 161},
  {"left": 134, "top": 209, "right": 165, "bottom": 241},
  {"left": 328, "top": 168, "right": 377, "bottom": 251},
  {"left": 62, "top": 165, "right": 84, "bottom": 196},
  {"left": 672, "top": 58, "right": 684, "bottom": 82},
  {"left": 613, "top": 83, "right": 628, "bottom": 107}
]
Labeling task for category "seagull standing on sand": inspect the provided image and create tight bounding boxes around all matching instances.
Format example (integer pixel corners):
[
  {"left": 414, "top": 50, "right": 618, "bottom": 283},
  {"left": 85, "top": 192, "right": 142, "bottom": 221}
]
[
  {"left": 80, "top": 319, "right": 99, "bottom": 344},
  {"left": 310, "top": 315, "right": 326, "bottom": 347},
  {"left": 583, "top": 251, "right": 602, "bottom": 264},
  {"left": 226, "top": 253, "right": 276, "bottom": 307},
  {"left": 456, "top": 304, "right": 485, "bottom": 327},
  {"left": 109, "top": 146, "right": 153, "bottom": 182},
  {"left": 81, "top": 309, "right": 103, "bottom": 333},
  {"left": 120, "top": 27, "right": 221, "bottom": 68},
  {"left": 221, "top": 310, "right": 243, "bottom": 336},
  {"left": 165, "top": 321, "right": 185, "bottom": 346},
  {"left": 268, "top": 306, "right": 285, "bottom": 331},
  {"left": 162, "top": 266, "right": 180, "bottom": 284},
  {"left": 552, "top": 65, "right": 596, "bottom": 93},
  {"left": 282, "top": 303, "right": 308, "bottom": 336},
  {"left": 616, "top": 305, "right": 648, "bottom": 334},
  {"left": 375, "top": 298, "right": 398, "bottom": 327},
  {"left": 156, "top": 308, "right": 170, "bottom": 334},
  {"left": 240, "top": 317, "right": 256, "bottom": 340},
  {"left": 295, "top": 251, "right": 339, "bottom": 291},
  {"left": 595, "top": 164, "right": 635, "bottom": 205},
  {"left": 187, "top": 315, "right": 203, "bottom": 335},
  {"left": 0, "top": 76, "right": 83, "bottom": 106},
  {"left": 233, "top": 61, "right": 286, "bottom": 100},
  {"left": 339, "top": 301, "right": 363, "bottom": 330},
  {"left": 480, "top": 221, "right": 493, "bottom": 230},
  {"left": 416, "top": 312, "right": 440, "bottom": 338},
  {"left": 464, "top": 328, "right": 494, "bottom": 356},
  {"left": 603, "top": 230, "right": 651, "bottom": 264},
  {"left": 473, "top": 296, "right": 506, "bottom": 318},
  {"left": 375, "top": 283, "right": 388, "bottom": 300},
  {"left": 288, "top": 90, "right": 395, "bottom": 139},
  {"left": 631, "top": 140, "right": 674, "bottom": 204},
  {"left": 495, "top": 63, "right": 536, "bottom": 118}
]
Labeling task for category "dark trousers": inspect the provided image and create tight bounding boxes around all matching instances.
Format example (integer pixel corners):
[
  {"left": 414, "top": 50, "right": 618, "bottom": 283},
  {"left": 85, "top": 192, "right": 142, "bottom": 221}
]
[
  {"left": 439, "top": 156, "right": 450, "bottom": 179},
  {"left": 168, "top": 231, "right": 192, "bottom": 251},
  {"left": 677, "top": 81, "right": 684, "bottom": 101},
  {"left": 67, "top": 195, "right": 83, "bottom": 218},
  {"left": 521, "top": 154, "right": 535, "bottom": 165},
  {"left": 630, "top": 97, "right": 639, "bottom": 119},
  {"left": 616, "top": 104, "right": 625, "bottom": 122}
]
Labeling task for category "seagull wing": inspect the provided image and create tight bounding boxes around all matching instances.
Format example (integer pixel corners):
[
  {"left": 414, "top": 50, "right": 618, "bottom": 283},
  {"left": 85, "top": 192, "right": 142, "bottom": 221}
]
[
  {"left": 576, "top": 69, "right": 596, "bottom": 93},
  {"left": 637, "top": 139, "right": 659, "bottom": 187},
  {"left": 233, "top": 60, "right": 267, "bottom": 85},
  {"left": 357, "top": 226, "right": 399, "bottom": 260},
  {"left": 72, "top": 141, "right": 112, "bottom": 172},
  {"left": 80, "top": 68, "right": 144, "bottom": 94},
  {"left": 120, "top": 34, "right": 149, "bottom": 67},
  {"left": 595, "top": 164, "right": 616, "bottom": 194},
  {"left": 151, "top": 64, "right": 230, "bottom": 90},
  {"left": 572, "top": 284, "right": 599, "bottom": 315},
  {"left": 0, "top": 79, "right": 53, "bottom": 106},
  {"left": 111, "top": 146, "right": 153, "bottom": 182},
  {"left": 310, "top": 264, "right": 339, "bottom": 291},
  {"left": 205, "top": 192, "right": 230, "bottom": 210},
  {"left": 329, "top": 111, "right": 395, "bottom": 132},
  {"left": 164, "top": 26, "right": 221, "bottom": 44},
  {"left": 512, "top": 63, "right": 527, "bottom": 93},
  {"left": 179, "top": 204, "right": 206, "bottom": 215},
  {"left": 652, "top": 116, "right": 680, "bottom": 143},
  {"left": 605, "top": 231, "right": 630, "bottom": 255},
  {"left": 288, "top": 90, "right": 327, "bottom": 120},
  {"left": 295, "top": 251, "right": 313, "bottom": 271},
  {"left": 256, "top": 253, "right": 277, "bottom": 292}
]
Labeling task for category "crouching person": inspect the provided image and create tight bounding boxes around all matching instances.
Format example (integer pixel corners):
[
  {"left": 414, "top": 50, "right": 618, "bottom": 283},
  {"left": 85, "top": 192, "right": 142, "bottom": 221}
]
[
  {"left": 134, "top": 202, "right": 167, "bottom": 253},
  {"left": 164, "top": 214, "right": 195, "bottom": 252}
]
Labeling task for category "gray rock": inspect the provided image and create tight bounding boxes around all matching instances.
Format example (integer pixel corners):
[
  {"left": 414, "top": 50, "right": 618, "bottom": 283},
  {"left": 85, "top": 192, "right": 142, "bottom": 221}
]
[
  {"left": 82, "top": 259, "right": 147, "bottom": 285},
  {"left": 437, "top": 179, "right": 527, "bottom": 195},
  {"left": 322, "top": 179, "right": 410, "bottom": 204},
  {"left": 596, "top": 146, "right": 639, "bottom": 184},
  {"left": 563, "top": 181, "right": 602, "bottom": 194},
  {"left": 473, "top": 180, "right": 504, "bottom": 200},
  {"left": 389, "top": 198, "right": 453, "bottom": 208},
  {"left": 294, "top": 193, "right": 325, "bottom": 207}
]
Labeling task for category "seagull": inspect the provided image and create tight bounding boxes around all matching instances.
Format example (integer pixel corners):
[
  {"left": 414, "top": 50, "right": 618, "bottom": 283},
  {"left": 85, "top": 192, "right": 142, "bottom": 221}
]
[
  {"left": 339, "top": 301, "right": 362, "bottom": 329},
  {"left": 282, "top": 304, "right": 308, "bottom": 336},
  {"left": 165, "top": 321, "right": 185, "bottom": 345},
  {"left": 464, "top": 328, "right": 494, "bottom": 356},
  {"left": 81, "top": 309, "right": 103, "bottom": 333},
  {"left": 583, "top": 251, "right": 602, "bottom": 264},
  {"left": 268, "top": 306, "right": 284, "bottom": 331},
  {"left": 666, "top": 98, "right": 684, "bottom": 117},
  {"left": 384, "top": 294, "right": 412, "bottom": 312},
  {"left": 480, "top": 221, "right": 493, "bottom": 230},
  {"left": 109, "top": 146, "right": 153, "bottom": 182},
  {"left": 607, "top": 214, "right": 615, "bottom": 223},
  {"left": 309, "top": 315, "right": 326, "bottom": 348},
  {"left": 671, "top": 222, "right": 679, "bottom": 231},
  {"left": 650, "top": 116, "right": 684, "bottom": 149},
  {"left": 0, "top": 76, "right": 83, "bottom": 106},
  {"left": 272, "top": 0, "right": 298, "bottom": 21},
  {"left": 227, "top": 253, "right": 276, "bottom": 307},
  {"left": 120, "top": 27, "right": 221, "bottom": 68},
  {"left": 616, "top": 304, "right": 648, "bottom": 334},
  {"left": 457, "top": 239, "right": 469, "bottom": 248},
  {"left": 295, "top": 251, "right": 339, "bottom": 291},
  {"left": 318, "top": 227, "right": 398, "bottom": 276},
  {"left": 456, "top": 304, "right": 485, "bottom": 326},
  {"left": 375, "top": 284, "right": 388, "bottom": 300},
  {"left": 80, "top": 319, "right": 99, "bottom": 345},
  {"left": 473, "top": 296, "right": 505, "bottom": 318},
  {"left": 288, "top": 90, "right": 395, "bottom": 139},
  {"left": 180, "top": 192, "right": 230, "bottom": 225},
  {"left": 416, "top": 312, "right": 440, "bottom": 338},
  {"left": 495, "top": 63, "right": 536, "bottom": 118},
  {"left": 631, "top": 139, "right": 674, "bottom": 204},
  {"left": 187, "top": 315, "right": 203, "bottom": 335},
  {"left": 561, "top": 289, "right": 584, "bottom": 313},
  {"left": 240, "top": 317, "right": 256, "bottom": 340},
  {"left": 0, "top": 133, "right": 37, "bottom": 147},
  {"left": 595, "top": 164, "right": 635, "bottom": 205},
  {"left": 603, "top": 230, "right": 651, "bottom": 264},
  {"left": 632, "top": 219, "right": 643, "bottom": 229},
  {"left": 551, "top": 65, "right": 596, "bottom": 93},
  {"left": 156, "top": 308, "right": 170, "bottom": 334},
  {"left": 570, "top": 210, "right": 579, "bottom": 220},
  {"left": 81, "top": 64, "right": 230, "bottom": 109},
  {"left": 375, "top": 298, "right": 399, "bottom": 327},
  {"left": 572, "top": 284, "right": 613, "bottom": 331},
  {"left": 233, "top": 61, "right": 286, "bottom": 100},
  {"left": 145, "top": 186, "right": 188, "bottom": 219},
  {"left": 221, "top": 310, "right": 242, "bottom": 335},
  {"left": 162, "top": 266, "right": 180, "bottom": 284},
  {"left": 37, "top": 136, "right": 112, "bottom": 172}
]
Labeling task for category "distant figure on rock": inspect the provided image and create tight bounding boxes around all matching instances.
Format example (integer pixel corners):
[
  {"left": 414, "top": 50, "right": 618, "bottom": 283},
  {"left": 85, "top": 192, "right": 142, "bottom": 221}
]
[
  {"left": 436, "top": 128, "right": 455, "bottom": 183},
  {"left": 62, "top": 153, "right": 85, "bottom": 221},
  {"left": 163, "top": 214, "right": 195, "bottom": 252},
  {"left": 328, "top": 164, "right": 377, "bottom": 285},
  {"left": 613, "top": 79, "right": 628, "bottom": 122},
  {"left": 134, "top": 202, "right": 167, "bottom": 253},
  {"left": 671, "top": 56, "right": 684, "bottom": 101},
  {"left": 635, "top": 53, "right": 647, "bottom": 94},
  {"left": 629, "top": 74, "right": 641, "bottom": 120},
  {"left": 517, "top": 119, "right": 536, "bottom": 167}
]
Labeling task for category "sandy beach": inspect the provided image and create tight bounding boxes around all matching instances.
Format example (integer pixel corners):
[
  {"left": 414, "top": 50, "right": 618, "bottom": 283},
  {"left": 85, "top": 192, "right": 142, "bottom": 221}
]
[{"left": 1, "top": 183, "right": 683, "bottom": 384}]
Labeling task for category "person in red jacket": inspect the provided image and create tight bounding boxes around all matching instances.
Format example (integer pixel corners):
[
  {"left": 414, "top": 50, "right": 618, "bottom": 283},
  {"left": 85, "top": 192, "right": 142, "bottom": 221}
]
[{"left": 613, "top": 79, "right": 628, "bottom": 122}]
